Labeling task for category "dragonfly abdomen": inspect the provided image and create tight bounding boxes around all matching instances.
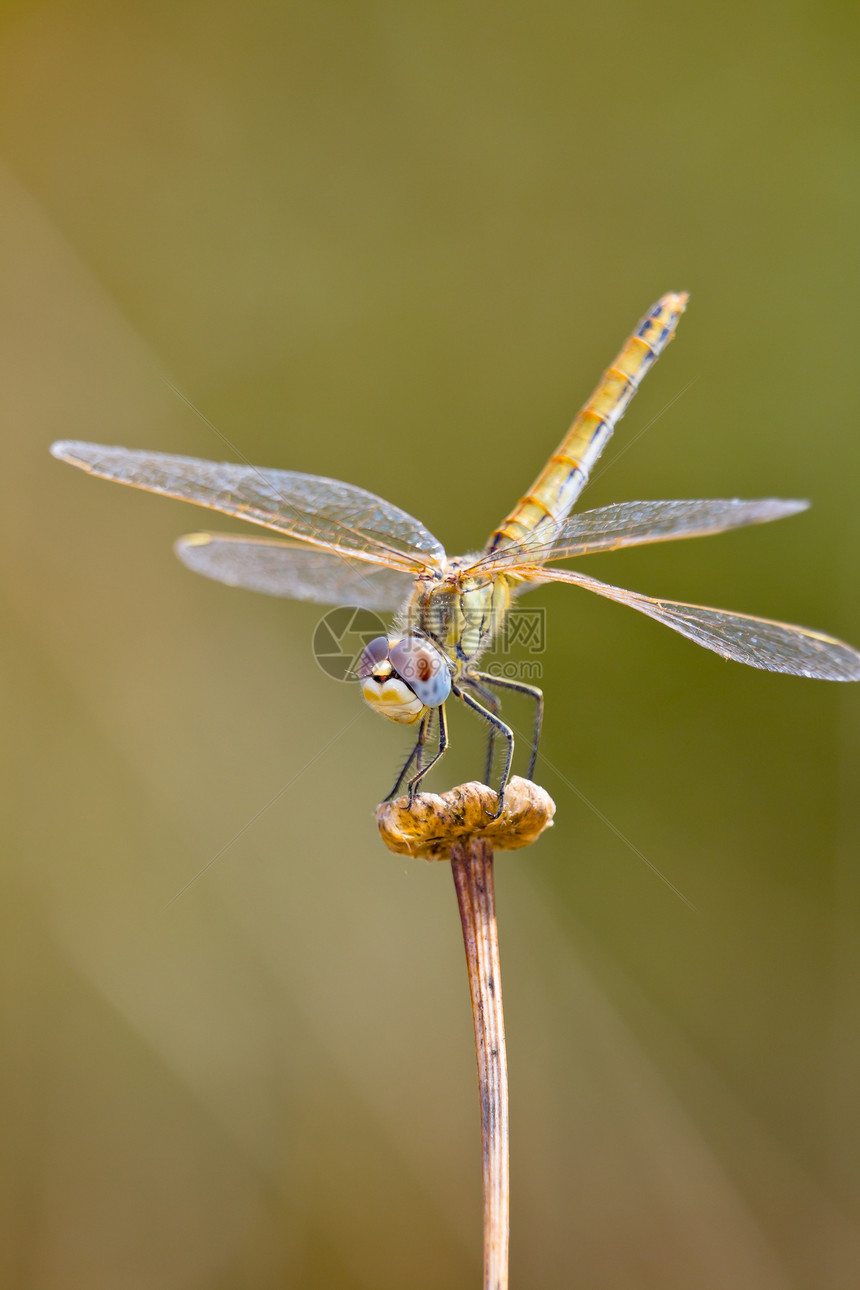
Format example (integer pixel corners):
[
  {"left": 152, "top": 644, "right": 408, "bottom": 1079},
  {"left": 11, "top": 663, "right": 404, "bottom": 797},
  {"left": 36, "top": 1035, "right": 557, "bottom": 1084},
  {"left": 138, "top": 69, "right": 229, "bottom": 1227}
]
[{"left": 486, "top": 292, "right": 688, "bottom": 556}]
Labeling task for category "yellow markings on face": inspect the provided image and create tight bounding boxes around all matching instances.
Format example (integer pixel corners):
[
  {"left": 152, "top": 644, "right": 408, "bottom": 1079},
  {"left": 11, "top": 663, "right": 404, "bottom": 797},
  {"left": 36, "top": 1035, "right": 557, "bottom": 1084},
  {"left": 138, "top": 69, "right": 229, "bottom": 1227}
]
[{"left": 361, "top": 676, "right": 427, "bottom": 725}]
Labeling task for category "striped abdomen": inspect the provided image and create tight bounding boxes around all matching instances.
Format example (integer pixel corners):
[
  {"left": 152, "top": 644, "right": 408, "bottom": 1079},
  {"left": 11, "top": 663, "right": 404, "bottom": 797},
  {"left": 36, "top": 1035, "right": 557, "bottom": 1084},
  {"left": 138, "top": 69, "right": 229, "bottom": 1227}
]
[{"left": 486, "top": 291, "right": 689, "bottom": 555}]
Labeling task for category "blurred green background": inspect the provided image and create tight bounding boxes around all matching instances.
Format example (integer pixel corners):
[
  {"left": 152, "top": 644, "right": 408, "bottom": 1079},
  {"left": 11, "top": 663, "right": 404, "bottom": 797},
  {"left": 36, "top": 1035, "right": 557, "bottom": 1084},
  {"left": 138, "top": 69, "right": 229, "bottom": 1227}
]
[{"left": 3, "top": 2, "right": 860, "bottom": 1286}]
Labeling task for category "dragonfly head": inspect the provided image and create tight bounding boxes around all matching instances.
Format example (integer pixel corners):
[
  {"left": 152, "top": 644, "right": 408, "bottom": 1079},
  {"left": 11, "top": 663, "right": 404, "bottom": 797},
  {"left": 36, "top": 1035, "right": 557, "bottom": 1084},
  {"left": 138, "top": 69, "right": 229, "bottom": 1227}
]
[{"left": 358, "top": 634, "right": 451, "bottom": 725}]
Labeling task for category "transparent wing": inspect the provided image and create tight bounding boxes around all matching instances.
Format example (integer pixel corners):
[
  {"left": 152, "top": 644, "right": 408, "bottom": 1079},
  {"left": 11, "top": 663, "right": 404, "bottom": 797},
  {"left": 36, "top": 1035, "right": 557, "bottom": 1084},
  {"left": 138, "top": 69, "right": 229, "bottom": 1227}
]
[
  {"left": 50, "top": 441, "right": 446, "bottom": 573},
  {"left": 470, "top": 498, "right": 808, "bottom": 572},
  {"left": 520, "top": 566, "right": 860, "bottom": 681},
  {"left": 175, "top": 533, "right": 414, "bottom": 611}
]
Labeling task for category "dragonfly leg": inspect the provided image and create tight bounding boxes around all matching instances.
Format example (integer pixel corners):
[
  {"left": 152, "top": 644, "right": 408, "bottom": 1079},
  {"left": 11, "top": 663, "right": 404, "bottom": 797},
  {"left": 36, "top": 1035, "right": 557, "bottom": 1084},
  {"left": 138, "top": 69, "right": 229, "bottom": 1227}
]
[
  {"left": 453, "top": 684, "right": 514, "bottom": 819},
  {"left": 406, "top": 704, "right": 449, "bottom": 808},
  {"left": 414, "top": 722, "right": 425, "bottom": 777},
  {"left": 383, "top": 713, "right": 429, "bottom": 802},
  {"left": 460, "top": 675, "right": 501, "bottom": 786},
  {"left": 471, "top": 671, "right": 544, "bottom": 781}
]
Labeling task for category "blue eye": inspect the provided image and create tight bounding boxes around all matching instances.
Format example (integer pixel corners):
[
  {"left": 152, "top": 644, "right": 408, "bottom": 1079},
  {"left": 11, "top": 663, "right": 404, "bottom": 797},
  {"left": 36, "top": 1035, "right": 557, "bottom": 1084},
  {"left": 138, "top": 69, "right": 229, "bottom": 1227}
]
[
  {"left": 358, "top": 636, "right": 391, "bottom": 679},
  {"left": 388, "top": 637, "right": 451, "bottom": 707}
]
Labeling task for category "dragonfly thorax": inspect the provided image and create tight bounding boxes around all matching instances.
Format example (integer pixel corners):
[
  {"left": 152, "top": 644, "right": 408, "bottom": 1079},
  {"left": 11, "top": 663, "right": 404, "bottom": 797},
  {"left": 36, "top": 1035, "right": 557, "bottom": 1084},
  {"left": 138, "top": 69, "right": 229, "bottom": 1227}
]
[{"left": 403, "top": 565, "right": 515, "bottom": 673}]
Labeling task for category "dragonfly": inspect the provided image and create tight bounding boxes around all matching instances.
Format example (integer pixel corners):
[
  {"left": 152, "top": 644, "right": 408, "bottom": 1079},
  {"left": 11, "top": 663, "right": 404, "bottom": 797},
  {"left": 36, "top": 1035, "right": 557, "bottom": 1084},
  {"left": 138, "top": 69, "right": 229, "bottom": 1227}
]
[{"left": 51, "top": 293, "right": 860, "bottom": 815}]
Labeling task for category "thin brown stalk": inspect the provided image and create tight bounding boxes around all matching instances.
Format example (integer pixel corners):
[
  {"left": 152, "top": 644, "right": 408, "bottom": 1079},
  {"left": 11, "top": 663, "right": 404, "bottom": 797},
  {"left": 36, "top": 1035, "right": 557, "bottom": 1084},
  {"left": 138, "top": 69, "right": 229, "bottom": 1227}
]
[
  {"left": 451, "top": 836, "right": 509, "bottom": 1290},
  {"left": 376, "top": 776, "right": 555, "bottom": 1287}
]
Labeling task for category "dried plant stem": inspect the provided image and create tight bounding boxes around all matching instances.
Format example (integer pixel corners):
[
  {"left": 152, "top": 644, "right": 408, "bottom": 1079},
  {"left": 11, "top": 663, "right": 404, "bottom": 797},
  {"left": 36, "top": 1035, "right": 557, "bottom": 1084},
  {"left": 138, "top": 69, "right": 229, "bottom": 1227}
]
[
  {"left": 378, "top": 777, "right": 554, "bottom": 1286},
  {"left": 450, "top": 836, "right": 509, "bottom": 1290}
]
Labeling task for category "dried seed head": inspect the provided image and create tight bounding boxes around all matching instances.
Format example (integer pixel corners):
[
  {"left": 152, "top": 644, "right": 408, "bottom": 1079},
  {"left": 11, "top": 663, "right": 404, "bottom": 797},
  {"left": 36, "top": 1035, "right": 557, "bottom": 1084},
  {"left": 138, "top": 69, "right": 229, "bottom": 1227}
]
[{"left": 376, "top": 777, "right": 555, "bottom": 861}]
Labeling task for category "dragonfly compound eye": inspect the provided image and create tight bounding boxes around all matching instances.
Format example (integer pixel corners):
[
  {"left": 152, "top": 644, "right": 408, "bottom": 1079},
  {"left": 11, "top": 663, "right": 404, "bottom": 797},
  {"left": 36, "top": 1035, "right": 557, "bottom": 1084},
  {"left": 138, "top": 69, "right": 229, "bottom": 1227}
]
[
  {"left": 357, "top": 635, "right": 392, "bottom": 679},
  {"left": 388, "top": 637, "right": 452, "bottom": 708}
]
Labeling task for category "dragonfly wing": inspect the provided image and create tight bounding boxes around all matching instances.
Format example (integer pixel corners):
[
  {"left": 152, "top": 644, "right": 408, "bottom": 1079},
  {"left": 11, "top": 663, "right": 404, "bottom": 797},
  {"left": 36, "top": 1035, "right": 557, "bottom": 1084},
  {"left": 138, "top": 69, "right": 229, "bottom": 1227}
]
[
  {"left": 521, "top": 566, "right": 860, "bottom": 681},
  {"left": 51, "top": 441, "right": 446, "bottom": 573},
  {"left": 471, "top": 497, "right": 809, "bottom": 571},
  {"left": 175, "top": 533, "right": 414, "bottom": 611}
]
